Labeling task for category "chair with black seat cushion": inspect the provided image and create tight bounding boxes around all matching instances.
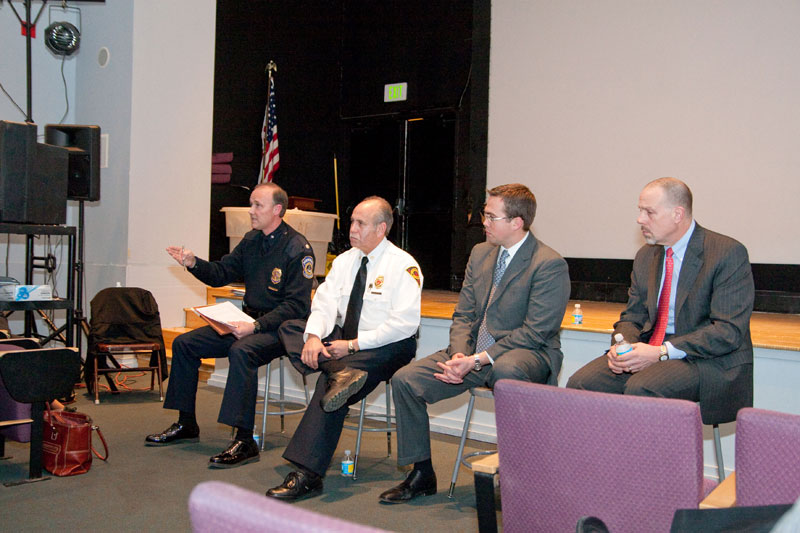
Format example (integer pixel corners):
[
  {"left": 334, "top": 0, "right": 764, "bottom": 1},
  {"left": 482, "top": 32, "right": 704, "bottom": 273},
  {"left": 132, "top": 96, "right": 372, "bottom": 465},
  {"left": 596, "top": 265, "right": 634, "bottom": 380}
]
[
  {"left": 702, "top": 358, "right": 754, "bottom": 483},
  {"left": 0, "top": 338, "right": 43, "bottom": 448},
  {"left": 0, "top": 344, "right": 81, "bottom": 481},
  {"left": 86, "top": 287, "right": 168, "bottom": 404}
]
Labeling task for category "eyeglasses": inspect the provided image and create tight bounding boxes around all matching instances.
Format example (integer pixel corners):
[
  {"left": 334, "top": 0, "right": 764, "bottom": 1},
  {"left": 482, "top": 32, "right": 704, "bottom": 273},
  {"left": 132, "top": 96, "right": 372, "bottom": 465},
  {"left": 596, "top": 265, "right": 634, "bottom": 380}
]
[{"left": 481, "top": 210, "right": 512, "bottom": 223}]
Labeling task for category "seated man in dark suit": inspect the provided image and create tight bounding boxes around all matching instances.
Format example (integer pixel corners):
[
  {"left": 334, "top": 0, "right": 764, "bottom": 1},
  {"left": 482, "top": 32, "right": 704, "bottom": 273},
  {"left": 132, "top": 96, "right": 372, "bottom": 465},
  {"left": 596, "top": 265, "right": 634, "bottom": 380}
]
[
  {"left": 379, "top": 183, "right": 571, "bottom": 503},
  {"left": 568, "top": 177, "right": 754, "bottom": 426}
]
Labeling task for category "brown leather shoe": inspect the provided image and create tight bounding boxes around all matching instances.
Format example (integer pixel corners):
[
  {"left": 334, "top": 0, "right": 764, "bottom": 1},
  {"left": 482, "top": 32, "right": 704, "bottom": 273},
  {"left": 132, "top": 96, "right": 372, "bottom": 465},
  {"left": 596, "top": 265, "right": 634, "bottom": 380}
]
[
  {"left": 320, "top": 367, "right": 368, "bottom": 412},
  {"left": 265, "top": 470, "right": 323, "bottom": 501},
  {"left": 379, "top": 469, "right": 437, "bottom": 504}
]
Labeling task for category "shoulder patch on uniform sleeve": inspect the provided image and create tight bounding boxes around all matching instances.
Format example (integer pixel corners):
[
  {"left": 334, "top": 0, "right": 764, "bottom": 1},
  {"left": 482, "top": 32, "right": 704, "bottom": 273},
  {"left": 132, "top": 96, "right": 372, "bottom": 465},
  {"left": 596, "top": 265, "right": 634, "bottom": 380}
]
[
  {"left": 302, "top": 256, "right": 315, "bottom": 279},
  {"left": 406, "top": 266, "right": 421, "bottom": 287}
]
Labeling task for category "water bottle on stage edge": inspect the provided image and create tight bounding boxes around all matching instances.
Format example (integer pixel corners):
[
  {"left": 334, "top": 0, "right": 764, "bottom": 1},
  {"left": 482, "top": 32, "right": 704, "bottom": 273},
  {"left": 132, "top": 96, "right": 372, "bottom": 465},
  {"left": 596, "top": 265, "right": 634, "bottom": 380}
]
[{"left": 572, "top": 303, "right": 583, "bottom": 325}]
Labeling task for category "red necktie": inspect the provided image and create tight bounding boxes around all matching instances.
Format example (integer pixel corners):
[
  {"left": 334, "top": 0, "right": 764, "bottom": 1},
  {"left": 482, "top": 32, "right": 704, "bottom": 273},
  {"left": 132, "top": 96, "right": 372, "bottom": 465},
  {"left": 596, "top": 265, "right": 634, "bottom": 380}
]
[{"left": 649, "top": 247, "right": 674, "bottom": 346}]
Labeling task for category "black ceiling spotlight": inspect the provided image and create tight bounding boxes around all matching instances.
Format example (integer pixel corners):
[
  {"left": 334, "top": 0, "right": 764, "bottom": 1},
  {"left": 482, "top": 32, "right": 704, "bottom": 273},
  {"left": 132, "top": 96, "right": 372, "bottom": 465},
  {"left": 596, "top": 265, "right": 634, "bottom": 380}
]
[{"left": 44, "top": 2, "right": 82, "bottom": 56}]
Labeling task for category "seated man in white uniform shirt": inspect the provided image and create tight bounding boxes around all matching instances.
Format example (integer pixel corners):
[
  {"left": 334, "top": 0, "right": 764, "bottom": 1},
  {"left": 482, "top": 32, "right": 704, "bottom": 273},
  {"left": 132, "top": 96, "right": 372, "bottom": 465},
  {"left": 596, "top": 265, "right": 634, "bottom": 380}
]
[{"left": 266, "top": 196, "right": 423, "bottom": 501}]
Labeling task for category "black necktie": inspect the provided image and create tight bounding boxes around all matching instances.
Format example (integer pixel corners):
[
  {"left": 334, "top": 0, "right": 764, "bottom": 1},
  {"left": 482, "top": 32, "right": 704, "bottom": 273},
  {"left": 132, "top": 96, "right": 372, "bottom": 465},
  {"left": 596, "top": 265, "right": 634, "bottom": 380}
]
[{"left": 342, "top": 256, "right": 369, "bottom": 339}]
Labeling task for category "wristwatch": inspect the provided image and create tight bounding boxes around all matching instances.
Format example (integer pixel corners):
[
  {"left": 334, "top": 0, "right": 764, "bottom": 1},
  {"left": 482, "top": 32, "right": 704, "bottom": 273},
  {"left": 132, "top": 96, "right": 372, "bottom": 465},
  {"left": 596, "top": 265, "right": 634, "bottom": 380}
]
[
  {"left": 659, "top": 344, "right": 669, "bottom": 361},
  {"left": 473, "top": 355, "right": 482, "bottom": 372},
  {"left": 252, "top": 321, "right": 262, "bottom": 335},
  {"left": 348, "top": 340, "right": 356, "bottom": 355}
]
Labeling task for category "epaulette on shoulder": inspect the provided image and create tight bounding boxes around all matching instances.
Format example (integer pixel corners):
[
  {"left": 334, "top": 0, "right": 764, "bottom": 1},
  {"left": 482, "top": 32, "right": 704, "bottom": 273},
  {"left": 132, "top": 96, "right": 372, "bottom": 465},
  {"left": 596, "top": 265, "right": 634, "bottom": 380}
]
[{"left": 286, "top": 232, "right": 314, "bottom": 259}]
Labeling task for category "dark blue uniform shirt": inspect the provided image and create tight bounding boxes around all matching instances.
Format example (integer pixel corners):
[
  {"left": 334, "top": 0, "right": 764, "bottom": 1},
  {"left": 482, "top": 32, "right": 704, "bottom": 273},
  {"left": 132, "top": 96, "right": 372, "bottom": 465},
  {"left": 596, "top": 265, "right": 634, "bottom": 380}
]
[{"left": 189, "top": 220, "right": 314, "bottom": 332}]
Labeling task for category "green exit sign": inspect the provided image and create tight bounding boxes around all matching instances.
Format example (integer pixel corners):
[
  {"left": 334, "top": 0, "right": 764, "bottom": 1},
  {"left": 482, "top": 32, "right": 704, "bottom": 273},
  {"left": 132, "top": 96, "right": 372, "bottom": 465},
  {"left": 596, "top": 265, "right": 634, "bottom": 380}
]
[{"left": 384, "top": 82, "right": 408, "bottom": 102}]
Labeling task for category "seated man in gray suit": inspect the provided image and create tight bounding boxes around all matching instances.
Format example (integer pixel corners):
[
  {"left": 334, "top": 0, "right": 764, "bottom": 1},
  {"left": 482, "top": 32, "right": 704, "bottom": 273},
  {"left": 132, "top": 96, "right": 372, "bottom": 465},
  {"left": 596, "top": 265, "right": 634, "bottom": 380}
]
[
  {"left": 379, "top": 183, "right": 570, "bottom": 503},
  {"left": 567, "top": 177, "right": 754, "bottom": 428}
]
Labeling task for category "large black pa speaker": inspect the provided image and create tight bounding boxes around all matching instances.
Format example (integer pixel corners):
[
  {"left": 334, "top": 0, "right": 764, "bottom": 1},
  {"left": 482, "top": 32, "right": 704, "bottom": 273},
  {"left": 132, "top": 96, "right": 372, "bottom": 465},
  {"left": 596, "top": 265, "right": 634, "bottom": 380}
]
[
  {"left": 44, "top": 124, "right": 101, "bottom": 202},
  {"left": 0, "top": 120, "right": 68, "bottom": 225}
]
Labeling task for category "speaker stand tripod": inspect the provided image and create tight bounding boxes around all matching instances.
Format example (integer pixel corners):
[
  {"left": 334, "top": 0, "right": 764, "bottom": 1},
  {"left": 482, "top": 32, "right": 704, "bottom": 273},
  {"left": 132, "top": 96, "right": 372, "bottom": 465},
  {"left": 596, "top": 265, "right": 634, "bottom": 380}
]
[{"left": 74, "top": 200, "right": 90, "bottom": 351}]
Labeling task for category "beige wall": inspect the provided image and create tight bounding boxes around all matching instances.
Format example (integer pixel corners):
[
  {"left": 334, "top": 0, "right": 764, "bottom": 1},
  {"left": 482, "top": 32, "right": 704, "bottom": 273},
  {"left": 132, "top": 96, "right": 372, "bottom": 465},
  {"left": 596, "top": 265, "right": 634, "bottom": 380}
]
[{"left": 489, "top": 1, "right": 800, "bottom": 263}]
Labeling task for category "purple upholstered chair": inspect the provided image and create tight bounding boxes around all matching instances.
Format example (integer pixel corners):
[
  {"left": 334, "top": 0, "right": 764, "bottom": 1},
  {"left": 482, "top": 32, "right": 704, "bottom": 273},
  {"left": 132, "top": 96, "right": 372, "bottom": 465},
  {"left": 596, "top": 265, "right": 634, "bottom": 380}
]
[
  {"left": 188, "top": 481, "right": 389, "bottom": 533},
  {"left": 735, "top": 408, "right": 800, "bottom": 507},
  {"left": 0, "top": 339, "right": 40, "bottom": 444},
  {"left": 494, "top": 380, "right": 712, "bottom": 533}
]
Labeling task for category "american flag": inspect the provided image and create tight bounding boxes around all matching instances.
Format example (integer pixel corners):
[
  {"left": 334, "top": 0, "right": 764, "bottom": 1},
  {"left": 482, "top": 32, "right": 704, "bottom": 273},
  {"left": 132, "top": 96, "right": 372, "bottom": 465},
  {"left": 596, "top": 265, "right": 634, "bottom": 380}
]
[{"left": 259, "top": 76, "right": 280, "bottom": 183}]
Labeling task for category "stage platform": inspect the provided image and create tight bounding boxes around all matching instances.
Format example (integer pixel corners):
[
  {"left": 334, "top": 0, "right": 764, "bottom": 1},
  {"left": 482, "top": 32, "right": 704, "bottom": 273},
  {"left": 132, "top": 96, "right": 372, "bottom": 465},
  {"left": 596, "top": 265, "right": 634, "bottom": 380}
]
[{"left": 192, "top": 286, "right": 800, "bottom": 352}]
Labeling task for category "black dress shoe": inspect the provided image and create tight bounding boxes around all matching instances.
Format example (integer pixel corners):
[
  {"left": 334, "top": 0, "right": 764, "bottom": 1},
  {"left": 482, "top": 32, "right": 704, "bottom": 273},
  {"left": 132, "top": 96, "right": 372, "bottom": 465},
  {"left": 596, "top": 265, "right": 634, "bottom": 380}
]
[
  {"left": 208, "top": 439, "right": 260, "bottom": 468},
  {"left": 379, "top": 469, "right": 437, "bottom": 504},
  {"left": 144, "top": 422, "right": 200, "bottom": 446},
  {"left": 320, "top": 367, "right": 368, "bottom": 412},
  {"left": 265, "top": 470, "right": 323, "bottom": 501}
]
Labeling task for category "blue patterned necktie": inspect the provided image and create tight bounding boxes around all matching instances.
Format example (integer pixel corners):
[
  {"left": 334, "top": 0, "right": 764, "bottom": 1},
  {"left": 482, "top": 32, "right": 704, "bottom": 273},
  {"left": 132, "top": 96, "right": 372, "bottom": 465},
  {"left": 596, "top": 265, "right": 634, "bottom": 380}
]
[{"left": 475, "top": 249, "right": 509, "bottom": 353}]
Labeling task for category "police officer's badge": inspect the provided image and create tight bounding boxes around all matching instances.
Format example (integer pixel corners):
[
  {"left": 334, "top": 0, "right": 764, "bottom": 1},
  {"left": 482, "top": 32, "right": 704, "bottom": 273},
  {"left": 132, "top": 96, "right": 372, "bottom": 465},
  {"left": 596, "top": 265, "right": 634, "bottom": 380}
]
[
  {"left": 374, "top": 275, "right": 384, "bottom": 289},
  {"left": 302, "top": 256, "right": 314, "bottom": 279},
  {"left": 271, "top": 268, "right": 282, "bottom": 284}
]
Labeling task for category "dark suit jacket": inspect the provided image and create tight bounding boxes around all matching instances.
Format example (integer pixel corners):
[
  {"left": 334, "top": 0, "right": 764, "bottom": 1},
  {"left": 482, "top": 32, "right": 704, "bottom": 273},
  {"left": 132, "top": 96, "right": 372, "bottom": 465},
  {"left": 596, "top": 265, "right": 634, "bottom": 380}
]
[
  {"left": 449, "top": 232, "right": 570, "bottom": 385},
  {"left": 614, "top": 223, "right": 754, "bottom": 423}
]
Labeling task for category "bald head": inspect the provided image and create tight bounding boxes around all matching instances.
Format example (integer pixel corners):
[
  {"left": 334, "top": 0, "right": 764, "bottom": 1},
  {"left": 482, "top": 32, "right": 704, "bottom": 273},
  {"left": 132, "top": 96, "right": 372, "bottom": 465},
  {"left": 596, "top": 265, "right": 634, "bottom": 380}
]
[
  {"left": 644, "top": 177, "right": 693, "bottom": 218},
  {"left": 637, "top": 177, "right": 694, "bottom": 246}
]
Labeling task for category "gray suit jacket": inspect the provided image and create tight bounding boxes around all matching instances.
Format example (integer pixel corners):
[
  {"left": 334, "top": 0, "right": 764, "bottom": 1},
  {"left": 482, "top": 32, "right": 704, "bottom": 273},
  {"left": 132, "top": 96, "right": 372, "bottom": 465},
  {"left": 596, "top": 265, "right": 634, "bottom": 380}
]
[
  {"left": 449, "top": 233, "right": 570, "bottom": 385},
  {"left": 614, "top": 223, "right": 754, "bottom": 423}
]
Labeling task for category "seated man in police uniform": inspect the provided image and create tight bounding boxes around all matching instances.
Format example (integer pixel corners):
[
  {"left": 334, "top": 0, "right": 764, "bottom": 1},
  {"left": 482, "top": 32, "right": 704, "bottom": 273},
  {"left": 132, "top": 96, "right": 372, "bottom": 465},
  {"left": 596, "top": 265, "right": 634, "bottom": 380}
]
[{"left": 145, "top": 182, "right": 315, "bottom": 469}]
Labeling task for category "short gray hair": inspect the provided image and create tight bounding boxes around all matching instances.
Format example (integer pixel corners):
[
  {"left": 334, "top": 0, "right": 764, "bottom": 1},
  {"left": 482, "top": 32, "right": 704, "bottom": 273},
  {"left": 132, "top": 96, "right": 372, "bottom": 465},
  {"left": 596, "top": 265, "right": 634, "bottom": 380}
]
[{"left": 360, "top": 196, "right": 394, "bottom": 236}]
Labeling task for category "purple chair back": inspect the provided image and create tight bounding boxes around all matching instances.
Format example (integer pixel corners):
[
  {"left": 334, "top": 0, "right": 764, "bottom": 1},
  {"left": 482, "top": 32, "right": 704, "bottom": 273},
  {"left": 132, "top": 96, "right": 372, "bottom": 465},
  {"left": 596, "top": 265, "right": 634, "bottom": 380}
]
[
  {"left": 494, "top": 380, "right": 706, "bottom": 533},
  {"left": 188, "top": 481, "right": 389, "bottom": 533},
  {"left": 0, "top": 344, "right": 31, "bottom": 442},
  {"left": 736, "top": 407, "right": 800, "bottom": 507}
]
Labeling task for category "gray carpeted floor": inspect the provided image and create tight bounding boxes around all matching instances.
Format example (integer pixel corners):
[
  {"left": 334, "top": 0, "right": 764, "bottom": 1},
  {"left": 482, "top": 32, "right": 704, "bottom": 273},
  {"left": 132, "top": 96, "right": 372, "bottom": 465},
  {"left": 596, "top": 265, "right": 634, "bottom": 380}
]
[{"left": 1, "top": 383, "right": 499, "bottom": 532}]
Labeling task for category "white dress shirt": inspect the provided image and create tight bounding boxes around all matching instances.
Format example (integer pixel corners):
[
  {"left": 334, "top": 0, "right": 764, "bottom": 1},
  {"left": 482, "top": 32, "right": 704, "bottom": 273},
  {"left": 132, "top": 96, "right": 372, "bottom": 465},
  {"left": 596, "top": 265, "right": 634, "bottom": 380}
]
[{"left": 304, "top": 238, "right": 423, "bottom": 350}]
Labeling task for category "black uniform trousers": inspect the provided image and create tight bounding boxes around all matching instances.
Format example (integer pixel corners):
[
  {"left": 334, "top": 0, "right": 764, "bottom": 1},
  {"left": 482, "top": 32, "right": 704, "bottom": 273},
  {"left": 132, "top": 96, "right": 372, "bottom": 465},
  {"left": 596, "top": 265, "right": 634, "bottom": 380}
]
[
  {"left": 278, "top": 318, "right": 416, "bottom": 477},
  {"left": 163, "top": 325, "right": 284, "bottom": 430}
]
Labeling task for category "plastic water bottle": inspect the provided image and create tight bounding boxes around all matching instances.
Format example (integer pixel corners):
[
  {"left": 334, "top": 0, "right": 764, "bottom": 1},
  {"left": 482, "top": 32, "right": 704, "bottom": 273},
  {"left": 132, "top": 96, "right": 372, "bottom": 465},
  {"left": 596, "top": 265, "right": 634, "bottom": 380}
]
[
  {"left": 341, "top": 450, "right": 354, "bottom": 477},
  {"left": 253, "top": 426, "right": 261, "bottom": 449},
  {"left": 572, "top": 303, "right": 583, "bottom": 325},
  {"left": 614, "top": 333, "right": 633, "bottom": 356}
]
